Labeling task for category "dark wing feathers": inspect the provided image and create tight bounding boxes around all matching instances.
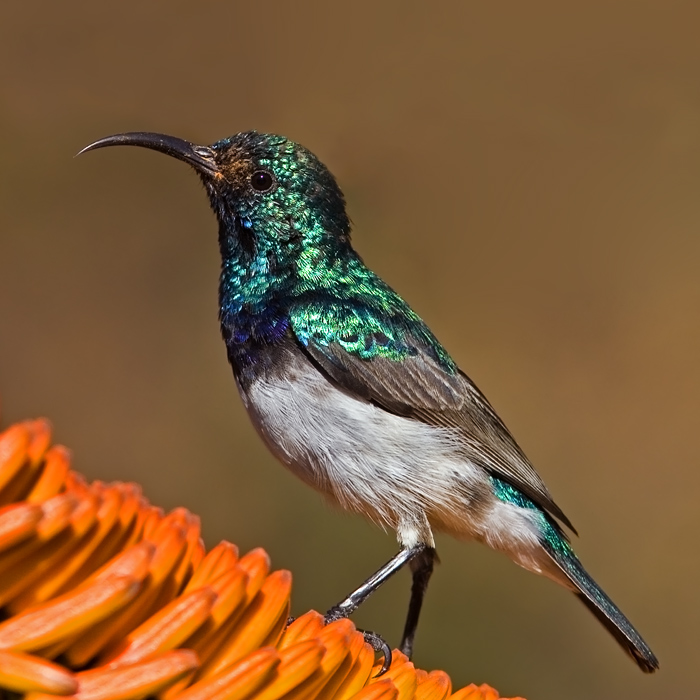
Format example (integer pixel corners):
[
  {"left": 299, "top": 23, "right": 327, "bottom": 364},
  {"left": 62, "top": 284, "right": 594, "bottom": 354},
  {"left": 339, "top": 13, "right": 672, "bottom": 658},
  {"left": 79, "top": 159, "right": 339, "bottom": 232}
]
[
  {"left": 297, "top": 332, "right": 576, "bottom": 534},
  {"left": 302, "top": 339, "right": 465, "bottom": 414}
]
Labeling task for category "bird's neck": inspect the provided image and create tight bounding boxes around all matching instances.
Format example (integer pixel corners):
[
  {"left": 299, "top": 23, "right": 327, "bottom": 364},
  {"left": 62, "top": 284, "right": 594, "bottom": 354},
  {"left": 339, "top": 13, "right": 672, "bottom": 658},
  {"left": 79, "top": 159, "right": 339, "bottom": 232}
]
[
  {"left": 217, "top": 220, "right": 294, "bottom": 367},
  {"left": 216, "top": 215, "right": 401, "bottom": 371}
]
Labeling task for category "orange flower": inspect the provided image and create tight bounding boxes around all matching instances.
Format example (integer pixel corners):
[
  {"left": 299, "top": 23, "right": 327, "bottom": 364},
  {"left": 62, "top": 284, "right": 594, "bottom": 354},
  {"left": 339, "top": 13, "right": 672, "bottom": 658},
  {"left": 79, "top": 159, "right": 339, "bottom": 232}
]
[{"left": 0, "top": 417, "right": 526, "bottom": 700}]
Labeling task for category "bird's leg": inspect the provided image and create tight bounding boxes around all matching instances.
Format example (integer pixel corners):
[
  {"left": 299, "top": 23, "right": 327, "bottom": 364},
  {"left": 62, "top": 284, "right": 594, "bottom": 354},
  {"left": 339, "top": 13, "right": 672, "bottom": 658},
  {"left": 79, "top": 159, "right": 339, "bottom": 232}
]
[
  {"left": 324, "top": 543, "right": 428, "bottom": 675},
  {"left": 324, "top": 543, "right": 428, "bottom": 621},
  {"left": 399, "top": 546, "right": 436, "bottom": 658}
]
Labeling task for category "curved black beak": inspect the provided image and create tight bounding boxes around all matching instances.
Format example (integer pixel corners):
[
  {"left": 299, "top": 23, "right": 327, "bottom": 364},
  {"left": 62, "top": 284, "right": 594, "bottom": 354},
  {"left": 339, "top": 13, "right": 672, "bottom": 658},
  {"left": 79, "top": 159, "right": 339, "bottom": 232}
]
[{"left": 77, "top": 132, "right": 219, "bottom": 177}]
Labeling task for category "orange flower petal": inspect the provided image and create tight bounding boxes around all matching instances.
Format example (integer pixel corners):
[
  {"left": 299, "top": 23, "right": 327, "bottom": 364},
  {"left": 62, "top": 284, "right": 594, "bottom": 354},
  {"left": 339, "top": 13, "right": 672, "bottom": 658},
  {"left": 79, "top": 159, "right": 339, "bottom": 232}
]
[
  {"left": 250, "top": 639, "right": 324, "bottom": 700},
  {"left": 36, "top": 493, "right": 81, "bottom": 540},
  {"left": 0, "top": 503, "right": 95, "bottom": 610},
  {"left": 196, "top": 566, "right": 249, "bottom": 640},
  {"left": 27, "top": 446, "right": 71, "bottom": 503},
  {"left": 144, "top": 512, "right": 183, "bottom": 549},
  {"left": 235, "top": 548, "right": 270, "bottom": 603},
  {"left": 33, "top": 535, "right": 158, "bottom": 670},
  {"left": 0, "top": 420, "right": 51, "bottom": 505},
  {"left": 258, "top": 607, "right": 289, "bottom": 650},
  {"left": 12, "top": 488, "right": 124, "bottom": 609},
  {"left": 184, "top": 542, "right": 239, "bottom": 594},
  {"left": 118, "top": 498, "right": 153, "bottom": 551},
  {"left": 370, "top": 651, "right": 417, "bottom": 699},
  {"left": 0, "top": 502, "right": 43, "bottom": 551},
  {"left": 331, "top": 637, "right": 375, "bottom": 700},
  {"left": 63, "top": 532, "right": 184, "bottom": 667},
  {"left": 171, "top": 646, "right": 279, "bottom": 700},
  {"left": 105, "top": 586, "right": 217, "bottom": 667},
  {"left": 0, "top": 423, "right": 31, "bottom": 495},
  {"left": 449, "top": 684, "right": 500, "bottom": 700},
  {"left": 0, "top": 649, "right": 77, "bottom": 695},
  {"left": 201, "top": 570, "right": 292, "bottom": 678},
  {"left": 166, "top": 509, "right": 202, "bottom": 588},
  {"left": 70, "top": 484, "right": 144, "bottom": 582},
  {"left": 175, "top": 556, "right": 270, "bottom": 688},
  {"left": 69, "top": 649, "right": 200, "bottom": 700},
  {"left": 278, "top": 611, "right": 325, "bottom": 649},
  {"left": 65, "top": 471, "right": 90, "bottom": 496},
  {"left": 0, "top": 574, "right": 140, "bottom": 652},
  {"left": 476, "top": 686, "right": 499, "bottom": 700},
  {"left": 281, "top": 618, "right": 355, "bottom": 700},
  {"left": 416, "top": 670, "right": 452, "bottom": 700},
  {"left": 189, "top": 539, "right": 206, "bottom": 573},
  {"left": 25, "top": 419, "right": 53, "bottom": 466},
  {"left": 115, "top": 484, "right": 142, "bottom": 528},
  {"left": 350, "top": 679, "right": 399, "bottom": 700},
  {"left": 92, "top": 541, "right": 156, "bottom": 583},
  {"left": 145, "top": 522, "right": 188, "bottom": 585},
  {"left": 181, "top": 566, "right": 256, "bottom": 670},
  {"left": 320, "top": 630, "right": 369, "bottom": 700},
  {"left": 141, "top": 507, "right": 165, "bottom": 540},
  {"left": 160, "top": 567, "right": 250, "bottom": 699},
  {"left": 175, "top": 550, "right": 268, "bottom": 681}
]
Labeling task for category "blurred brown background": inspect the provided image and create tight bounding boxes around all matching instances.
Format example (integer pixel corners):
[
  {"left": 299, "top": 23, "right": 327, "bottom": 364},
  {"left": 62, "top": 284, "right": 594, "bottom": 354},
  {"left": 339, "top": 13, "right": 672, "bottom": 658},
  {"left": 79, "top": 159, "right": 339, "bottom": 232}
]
[{"left": 0, "top": 1, "right": 697, "bottom": 697}]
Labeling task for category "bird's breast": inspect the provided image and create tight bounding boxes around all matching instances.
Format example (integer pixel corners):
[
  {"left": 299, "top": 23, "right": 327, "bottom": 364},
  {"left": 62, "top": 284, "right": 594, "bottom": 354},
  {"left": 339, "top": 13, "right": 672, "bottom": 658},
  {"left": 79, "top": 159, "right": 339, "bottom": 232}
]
[
  {"left": 219, "top": 301, "right": 291, "bottom": 374},
  {"left": 235, "top": 346, "right": 503, "bottom": 546}
]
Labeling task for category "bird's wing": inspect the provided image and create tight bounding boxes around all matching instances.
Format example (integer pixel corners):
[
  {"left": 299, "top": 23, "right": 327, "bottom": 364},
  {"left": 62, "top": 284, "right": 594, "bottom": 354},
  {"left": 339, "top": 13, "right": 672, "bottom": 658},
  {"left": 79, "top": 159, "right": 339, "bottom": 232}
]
[
  {"left": 298, "top": 331, "right": 467, "bottom": 414},
  {"left": 290, "top": 303, "right": 576, "bottom": 533}
]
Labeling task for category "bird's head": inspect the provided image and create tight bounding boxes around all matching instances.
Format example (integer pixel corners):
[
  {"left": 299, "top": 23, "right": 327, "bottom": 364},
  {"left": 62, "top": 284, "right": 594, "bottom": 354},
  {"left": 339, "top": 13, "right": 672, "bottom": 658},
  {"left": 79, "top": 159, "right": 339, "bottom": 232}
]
[{"left": 79, "top": 131, "right": 352, "bottom": 261}]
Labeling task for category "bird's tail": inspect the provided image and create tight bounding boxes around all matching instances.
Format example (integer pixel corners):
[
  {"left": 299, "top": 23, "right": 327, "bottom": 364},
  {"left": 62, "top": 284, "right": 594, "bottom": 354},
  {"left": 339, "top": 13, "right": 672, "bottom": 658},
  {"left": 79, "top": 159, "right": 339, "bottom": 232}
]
[{"left": 539, "top": 523, "right": 659, "bottom": 673}]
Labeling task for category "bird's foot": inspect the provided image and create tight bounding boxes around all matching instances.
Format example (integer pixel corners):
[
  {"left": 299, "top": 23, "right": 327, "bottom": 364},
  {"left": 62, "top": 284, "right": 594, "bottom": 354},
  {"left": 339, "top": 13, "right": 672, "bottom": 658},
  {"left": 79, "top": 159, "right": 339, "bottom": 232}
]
[
  {"left": 324, "top": 608, "right": 392, "bottom": 676},
  {"left": 357, "top": 628, "right": 392, "bottom": 676}
]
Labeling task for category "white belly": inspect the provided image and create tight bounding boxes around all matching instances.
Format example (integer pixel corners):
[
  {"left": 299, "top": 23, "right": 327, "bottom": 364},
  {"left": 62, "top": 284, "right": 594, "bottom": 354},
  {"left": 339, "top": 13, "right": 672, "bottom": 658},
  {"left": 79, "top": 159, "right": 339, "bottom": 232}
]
[{"left": 239, "top": 358, "right": 546, "bottom": 573}]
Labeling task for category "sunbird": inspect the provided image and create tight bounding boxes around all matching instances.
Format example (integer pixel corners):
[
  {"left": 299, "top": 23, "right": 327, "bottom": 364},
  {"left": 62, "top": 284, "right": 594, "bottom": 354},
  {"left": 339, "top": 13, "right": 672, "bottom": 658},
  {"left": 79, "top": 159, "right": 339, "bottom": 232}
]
[{"left": 80, "top": 131, "right": 658, "bottom": 674}]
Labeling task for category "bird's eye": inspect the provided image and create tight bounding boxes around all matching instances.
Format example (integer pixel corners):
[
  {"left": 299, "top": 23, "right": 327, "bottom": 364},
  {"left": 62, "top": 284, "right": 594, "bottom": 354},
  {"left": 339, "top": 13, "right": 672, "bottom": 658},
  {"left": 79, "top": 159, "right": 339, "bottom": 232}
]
[{"left": 250, "top": 170, "right": 275, "bottom": 192}]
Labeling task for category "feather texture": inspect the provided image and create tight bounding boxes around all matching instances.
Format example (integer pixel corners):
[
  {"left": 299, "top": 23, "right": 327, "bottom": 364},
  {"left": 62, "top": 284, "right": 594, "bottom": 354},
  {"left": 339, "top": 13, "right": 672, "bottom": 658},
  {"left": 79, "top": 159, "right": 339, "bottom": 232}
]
[{"left": 295, "top": 330, "right": 576, "bottom": 533}]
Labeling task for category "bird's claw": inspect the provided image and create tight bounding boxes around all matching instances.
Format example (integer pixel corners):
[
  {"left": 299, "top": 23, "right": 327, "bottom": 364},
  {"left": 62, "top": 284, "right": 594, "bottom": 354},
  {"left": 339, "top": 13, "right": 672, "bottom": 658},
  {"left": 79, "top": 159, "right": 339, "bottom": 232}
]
[
  {"left": 358, "top": 628, "right": 393, "bottom": 676},
  {"left": 323, "top": 609, "right": 392, "bottom": 675}
]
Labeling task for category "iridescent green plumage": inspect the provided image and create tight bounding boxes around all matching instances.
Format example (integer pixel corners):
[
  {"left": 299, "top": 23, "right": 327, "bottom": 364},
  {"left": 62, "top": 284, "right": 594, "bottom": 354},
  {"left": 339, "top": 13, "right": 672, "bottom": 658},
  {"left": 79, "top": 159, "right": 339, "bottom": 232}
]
[{"left": 210, "top": 132, "right": 456, "bottom": 374}]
